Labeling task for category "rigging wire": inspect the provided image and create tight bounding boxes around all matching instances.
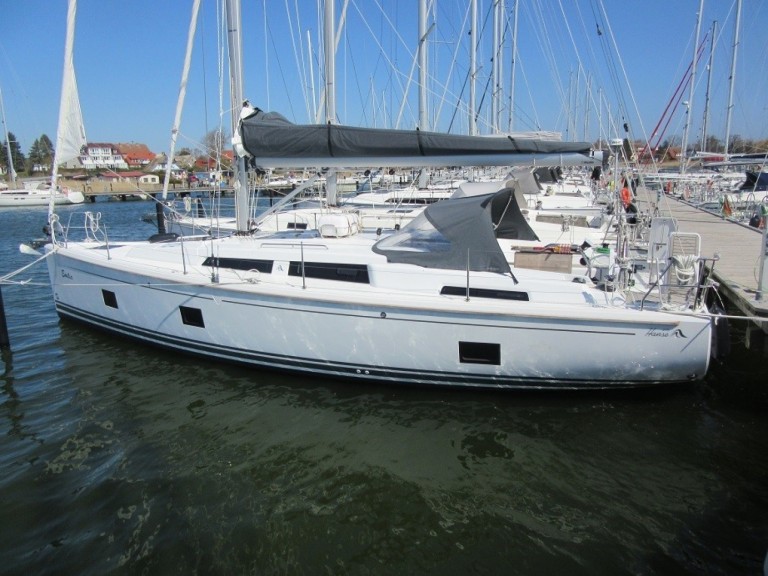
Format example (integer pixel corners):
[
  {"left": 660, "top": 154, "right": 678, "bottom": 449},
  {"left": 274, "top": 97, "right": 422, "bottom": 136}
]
[
  {"left": 283, "top": 0, "right": 307, "bottom": 118},
  {"left": 263, "top": 0, "right": 270, "bottom": 111},
  {"left": 433, "top": 0, "right": 471, "bottom": 132}
]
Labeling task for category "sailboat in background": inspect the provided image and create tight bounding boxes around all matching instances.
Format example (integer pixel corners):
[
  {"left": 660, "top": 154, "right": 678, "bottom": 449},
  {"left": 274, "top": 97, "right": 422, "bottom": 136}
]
[
  {"left": 45, "top": 0, "right": 87, "bottom": 209},
  {"left": 0, "top": 1, "right": 84, "bottom": 208},
  {"left": 0, "top": 86, "right": 20, "bottom": 190}
]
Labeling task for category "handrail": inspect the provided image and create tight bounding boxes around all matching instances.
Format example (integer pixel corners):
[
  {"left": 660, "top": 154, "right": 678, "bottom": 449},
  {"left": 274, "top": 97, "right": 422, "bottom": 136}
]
[{"left": 640, "top": 259, "right": 676, "bottom": 311}]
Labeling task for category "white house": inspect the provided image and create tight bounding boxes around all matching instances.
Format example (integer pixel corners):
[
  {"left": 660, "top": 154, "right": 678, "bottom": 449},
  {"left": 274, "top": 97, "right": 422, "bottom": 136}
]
[{"left": 80, "top": 143, "right": 129, "bottom": 171}]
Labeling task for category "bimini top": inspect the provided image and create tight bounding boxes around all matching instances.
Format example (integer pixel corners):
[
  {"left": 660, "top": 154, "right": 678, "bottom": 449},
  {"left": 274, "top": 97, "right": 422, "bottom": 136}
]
[
  {"left": 237, "top": 107, "right": 597, "bottom": 170},
  {"left": 372, "top": 186, "right": 538, "bottom": 274}
]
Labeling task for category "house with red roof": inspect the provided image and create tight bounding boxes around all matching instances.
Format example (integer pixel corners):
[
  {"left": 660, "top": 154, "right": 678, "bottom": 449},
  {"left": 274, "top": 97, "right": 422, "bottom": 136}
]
[{"left": 116, "top": 143, "right": 156, "bottom": 168}]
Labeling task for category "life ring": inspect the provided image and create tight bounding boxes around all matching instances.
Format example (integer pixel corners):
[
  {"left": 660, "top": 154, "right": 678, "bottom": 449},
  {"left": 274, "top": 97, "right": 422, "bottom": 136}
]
[{"left": 183, "top": 196, "right": 192, "bottom": 212}]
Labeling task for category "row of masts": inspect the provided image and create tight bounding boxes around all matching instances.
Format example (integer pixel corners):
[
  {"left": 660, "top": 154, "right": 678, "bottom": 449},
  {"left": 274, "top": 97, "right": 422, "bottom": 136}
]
[
  {"left": 681, "top": 0, "right": 743, "bottom": 173},
  {"left": 310, "top": 0, "right": 518, "bottom": 137},
  {"left": 212, "top": 0, "right": 749, "bottom": 235},
  {"left": 307, "top": 0, "right": 744, "bottom": 157}
]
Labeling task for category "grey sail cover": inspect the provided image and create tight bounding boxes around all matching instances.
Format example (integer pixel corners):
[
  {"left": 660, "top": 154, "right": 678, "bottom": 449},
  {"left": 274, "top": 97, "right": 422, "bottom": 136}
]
[
  {"left": 372, "top": 189, "right": 535, "bottom": 274},
  {"left": 239, "top": 108, "right": 594, "bottom": 169}
]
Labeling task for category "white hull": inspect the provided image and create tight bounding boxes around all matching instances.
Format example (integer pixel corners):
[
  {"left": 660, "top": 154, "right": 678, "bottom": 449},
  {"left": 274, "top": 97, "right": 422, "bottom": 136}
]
[
  {"left": 45, "top": 235, "right": 711, "bottom": 389},
  {"left": 0, "top": 189, "right": 84, "bottom": 207}
]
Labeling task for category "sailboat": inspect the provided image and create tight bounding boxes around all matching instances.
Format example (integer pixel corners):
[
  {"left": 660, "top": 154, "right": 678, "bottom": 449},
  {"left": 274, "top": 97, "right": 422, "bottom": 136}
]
[
  {"left": 39, "top": 0, "right": 715, "bottom": 390},
  {"left": 0, "top": 0, "right": 85, "bottom": 208},
  {"left": 0, "top": 86, "right": 84, "bottom": 207},
  {"left": 0, "top": 180, "right": 84, "bottom": 207}
]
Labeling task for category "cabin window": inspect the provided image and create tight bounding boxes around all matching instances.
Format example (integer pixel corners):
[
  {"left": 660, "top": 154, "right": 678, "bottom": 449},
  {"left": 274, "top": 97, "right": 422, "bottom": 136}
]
[
  {"left": 459, "top": 341, "right": 501, "bottom": 365},
  {"left": 179, "top": 306, "right": 205, "bottom": 328},
  {"left": 102, "top": 289, "right": 118, "bottom": 309},
  {"left": 202, "top": 257, "right": 273, "bottom": 273},
  {"left": 441, "top": 286, "right": 529, "bottom": 301},
  {"left": 288, "top": 261, "right": 370, "bottom": 284},
  {"left": 286, "top": 222, "right": 308, "bottom": 230}
]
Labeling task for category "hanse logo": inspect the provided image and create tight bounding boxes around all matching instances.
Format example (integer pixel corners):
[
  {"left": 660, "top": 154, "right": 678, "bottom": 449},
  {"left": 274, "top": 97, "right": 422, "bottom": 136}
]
[{"left": 646, "top": 328, "right": 687, "bottom": 338}]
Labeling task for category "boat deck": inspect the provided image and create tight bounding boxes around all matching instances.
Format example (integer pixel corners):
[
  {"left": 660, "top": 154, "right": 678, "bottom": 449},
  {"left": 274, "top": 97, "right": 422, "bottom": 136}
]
[{"left": 638, "top": 189, "right": 768, "bottom": 334}]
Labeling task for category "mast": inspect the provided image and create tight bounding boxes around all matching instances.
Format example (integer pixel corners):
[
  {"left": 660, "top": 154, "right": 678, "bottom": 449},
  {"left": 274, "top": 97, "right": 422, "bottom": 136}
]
[
  {"left": 469, "top": 0, "right": 477, "bottom": 135},
  {"left": 324, "top": 0, "right": 338, "bottom": 205},
  {"left": 417, "top": 0, "right": 429, "bottom": 188},
  {"left": 0, "top": 88, "right": 17, "bottom": 187},
  {"left": 680, "top": 0, "right": 704, "bottom": 175},
  {"left": 584, "top": 73, "right": 591, "bottom": 142},
  {"left": 497, "top": 0, "right": 505, "bottom": 132},
  {"left": 225, "top": 0, "right": 250, "bottom": 233},
  {"left": 597, "top": 88, "right": 603, "bottom": 150},
  {"left": 701, "top": 20, "right": 717, "bottom": 152},
  {"left": 162, "top": 0, "right": 201, "bottom": 201},
  {"left": 491, "top": 0, "right": 500, "bottom": 132},
  {"left": 723, "top": 0, "right": 742, "bottom": 159},
  {"left": 307, "top": 29, "right": 316, "bottom": 120},
  {"left": 324, "top": 0, "right": 336, "bottom": 124},
  {"left": 418, "top": 0, "right": 428, "bottom": 133},
  {"left": 507, "top": 0, "right": 518, "bottom": 133}
]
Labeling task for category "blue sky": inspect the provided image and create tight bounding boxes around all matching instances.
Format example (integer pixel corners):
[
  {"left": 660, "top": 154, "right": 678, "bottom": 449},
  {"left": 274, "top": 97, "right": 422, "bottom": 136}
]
[{"left": 1, "top": 0, "right": 766, "bottom": 157}]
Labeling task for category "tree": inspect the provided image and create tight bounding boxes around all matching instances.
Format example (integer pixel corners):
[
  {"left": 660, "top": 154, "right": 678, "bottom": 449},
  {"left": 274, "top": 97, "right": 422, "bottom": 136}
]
[
  {"left": 702, "top": 135, "right": 723, "bottom": 154},
  {"left": 0, "top": 131, "right": 26, "bottom": 178},
  {"left": 203, "top": 129, "right": 227, "bottom": 163},
  {"left": 728, "top": 135, "right": 746, "bottom": 154},
  {"left": 656, "top": 139, "right": 672, "bottom": 162},
  {"left": 27, "top": 134, "right": 54, "bottom": 174}
]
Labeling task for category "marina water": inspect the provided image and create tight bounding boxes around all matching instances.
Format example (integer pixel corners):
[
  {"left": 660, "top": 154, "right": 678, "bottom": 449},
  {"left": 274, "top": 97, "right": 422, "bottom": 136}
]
[{"left": 1, "top": 200, "right": 766, "bottom": 575}]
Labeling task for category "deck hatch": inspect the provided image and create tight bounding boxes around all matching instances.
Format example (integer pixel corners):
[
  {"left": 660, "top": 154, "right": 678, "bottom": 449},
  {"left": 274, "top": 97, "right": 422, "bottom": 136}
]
[
  {"left": 179, "top": 306, "right": 205, "bottom": 328},
  {"left": 459, "top": 341, "right": 501, "bottom": 365}
]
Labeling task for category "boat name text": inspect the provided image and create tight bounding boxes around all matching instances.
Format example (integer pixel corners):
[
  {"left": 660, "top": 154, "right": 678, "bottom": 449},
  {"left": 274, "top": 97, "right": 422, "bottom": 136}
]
[{"left": 645, "top": 328, "right": 686, "bottom": 339}]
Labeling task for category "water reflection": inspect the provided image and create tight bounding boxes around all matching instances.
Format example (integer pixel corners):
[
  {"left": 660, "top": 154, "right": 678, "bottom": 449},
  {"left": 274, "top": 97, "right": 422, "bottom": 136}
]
[{"left": 0, "top": 201, "right": 765, "bottom": 575}]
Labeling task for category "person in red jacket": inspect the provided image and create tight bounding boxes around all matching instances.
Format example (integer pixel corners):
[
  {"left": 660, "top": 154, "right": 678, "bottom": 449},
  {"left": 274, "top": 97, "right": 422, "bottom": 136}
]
[{"left": 620, "top": 176, "right": 637, "bottom": 223}]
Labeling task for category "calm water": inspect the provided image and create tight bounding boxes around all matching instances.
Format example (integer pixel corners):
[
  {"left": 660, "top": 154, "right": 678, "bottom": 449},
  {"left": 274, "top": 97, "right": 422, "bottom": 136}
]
[{"left": 0, "top": 200, "right": 766, "bottom": 575}]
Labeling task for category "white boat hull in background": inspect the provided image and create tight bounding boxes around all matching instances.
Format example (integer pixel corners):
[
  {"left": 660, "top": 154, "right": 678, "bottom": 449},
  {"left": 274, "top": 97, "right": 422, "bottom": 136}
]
[{"left": 0, "top": 188, "right": 85, "bottom": 207}]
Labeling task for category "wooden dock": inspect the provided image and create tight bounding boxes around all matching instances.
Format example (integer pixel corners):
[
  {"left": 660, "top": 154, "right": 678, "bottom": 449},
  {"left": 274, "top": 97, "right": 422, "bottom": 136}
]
[{"left": 639, "top": 190, "right": 768, "bottom": 338}]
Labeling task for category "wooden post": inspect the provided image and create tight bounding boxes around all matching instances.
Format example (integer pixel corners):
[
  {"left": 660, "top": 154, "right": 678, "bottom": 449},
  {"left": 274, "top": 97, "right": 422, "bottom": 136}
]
[{"left": 0, "top": 286, "right": 10, "bottom": 352}]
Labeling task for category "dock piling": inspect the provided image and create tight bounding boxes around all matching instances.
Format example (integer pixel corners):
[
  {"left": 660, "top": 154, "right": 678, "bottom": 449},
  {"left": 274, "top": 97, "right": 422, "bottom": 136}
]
[{"left": 0, "top": 286, "right": 10, "bottom": 352}]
